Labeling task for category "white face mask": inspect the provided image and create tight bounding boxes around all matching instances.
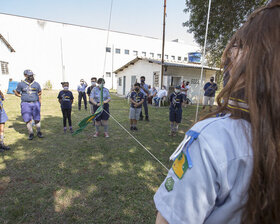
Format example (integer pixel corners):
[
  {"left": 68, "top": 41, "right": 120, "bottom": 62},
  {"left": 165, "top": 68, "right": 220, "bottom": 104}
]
[
  {"left": 63, "top": 86, "right": 69, "bottom": 90},
  {"left": 80, "top": 82, "right": 83, "bottom": 85},
  {"left": 91, "top": 82, "right": 96, "bottom": 86},
  {"left": 175, "top": 89, "right": 180, "bottom": 93}
]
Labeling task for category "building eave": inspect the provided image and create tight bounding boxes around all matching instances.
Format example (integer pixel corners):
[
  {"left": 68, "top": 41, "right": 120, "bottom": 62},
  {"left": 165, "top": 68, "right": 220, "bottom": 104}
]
[{"left": 0, "top": 34, "right": 15, "bottom": 52}]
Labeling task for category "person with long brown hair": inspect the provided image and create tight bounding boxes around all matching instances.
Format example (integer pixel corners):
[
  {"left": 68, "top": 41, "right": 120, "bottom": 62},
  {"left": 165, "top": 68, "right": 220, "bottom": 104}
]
[{"left": 154, "top": 1, "right": 280, "bottom": 223}]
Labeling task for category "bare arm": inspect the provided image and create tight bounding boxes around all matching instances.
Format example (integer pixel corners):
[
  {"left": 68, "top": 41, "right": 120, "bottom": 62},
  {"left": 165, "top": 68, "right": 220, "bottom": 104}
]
[
  {"left": 14, "top": 90, "right": 21, "bottom": 97},
  {"left": 155, "top": 212, "right": 168, "bottom": 224}
]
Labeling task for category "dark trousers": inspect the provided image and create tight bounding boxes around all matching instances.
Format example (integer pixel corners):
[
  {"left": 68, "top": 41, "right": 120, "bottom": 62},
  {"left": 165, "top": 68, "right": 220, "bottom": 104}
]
[
  {"left": 140, "top": 97, "right": 149, "bottom": 118},
  {"left": 78, "top": 92, "right": 87, "bottom": 110},
  {"left": 62, "top": 108, "right": 72, "bottom": 127}
]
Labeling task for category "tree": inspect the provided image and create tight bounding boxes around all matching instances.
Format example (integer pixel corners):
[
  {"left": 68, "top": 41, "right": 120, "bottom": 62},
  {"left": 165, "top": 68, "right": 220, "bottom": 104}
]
[{"left": 183, "top": 0, "right": 268, "bottom": 67}]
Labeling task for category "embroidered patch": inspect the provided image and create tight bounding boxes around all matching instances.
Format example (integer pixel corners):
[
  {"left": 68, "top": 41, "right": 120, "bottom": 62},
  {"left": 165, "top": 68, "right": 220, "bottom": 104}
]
[
  {"left": 165, "top": 177, "right": 174, "bottom": 192},
  {"left": 172, "top": 152, "right": 189, "bottom": 179}
]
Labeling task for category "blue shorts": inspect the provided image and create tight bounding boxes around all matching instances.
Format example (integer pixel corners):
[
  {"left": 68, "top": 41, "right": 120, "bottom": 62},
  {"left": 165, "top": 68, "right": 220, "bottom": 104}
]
[
  {"left": 93, "top": 103, "right": 110, "bottom": 121},
  {"left": 169, "top": 107, "right": 182, "bottom": 123},
  {"left": 21, "top": 101, "right": 41, "bottom": 122},
  {"left": 0, "top": 107, "right": 8, "bottom": 123}
]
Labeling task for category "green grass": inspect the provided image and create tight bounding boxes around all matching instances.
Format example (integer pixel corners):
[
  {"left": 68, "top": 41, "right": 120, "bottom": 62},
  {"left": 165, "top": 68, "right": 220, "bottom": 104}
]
[{"left": 0, "top": 90, "right": 205, "bottom": 224}]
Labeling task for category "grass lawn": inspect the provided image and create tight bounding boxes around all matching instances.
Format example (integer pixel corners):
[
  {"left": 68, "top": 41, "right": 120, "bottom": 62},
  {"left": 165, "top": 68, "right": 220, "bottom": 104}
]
[{"left": 0, "top": 90, "right": 206, "bottom": 224}]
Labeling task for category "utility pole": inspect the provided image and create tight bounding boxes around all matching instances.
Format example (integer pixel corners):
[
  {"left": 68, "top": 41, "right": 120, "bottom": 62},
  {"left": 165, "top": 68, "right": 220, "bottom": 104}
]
[{"left": 160, "top": 0, "right": 167, "bottom": 89}]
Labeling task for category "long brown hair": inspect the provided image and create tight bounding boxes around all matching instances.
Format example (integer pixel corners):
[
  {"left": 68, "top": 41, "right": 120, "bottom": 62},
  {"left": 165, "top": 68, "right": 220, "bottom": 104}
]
[{"left": 206, "top": 1, "right": 280, "bottom": 223}]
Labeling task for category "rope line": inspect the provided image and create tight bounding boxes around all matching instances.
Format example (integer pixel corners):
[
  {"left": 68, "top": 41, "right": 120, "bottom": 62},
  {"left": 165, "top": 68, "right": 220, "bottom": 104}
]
[
  {"left": 195, "top": 0, "right": 212, "bottom": 122},
  {"left": 102, "top": 0, "right": 114, "bottom": 78},
  {"left": 102, "top": 109, "right": 169, "bottom": 172}
]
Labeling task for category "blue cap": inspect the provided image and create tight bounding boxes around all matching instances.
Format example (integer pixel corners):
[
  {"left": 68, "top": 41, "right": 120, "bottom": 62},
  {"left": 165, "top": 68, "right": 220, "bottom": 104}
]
[{"left": 23, "top": 69, "right": 34, "bottom": 76}]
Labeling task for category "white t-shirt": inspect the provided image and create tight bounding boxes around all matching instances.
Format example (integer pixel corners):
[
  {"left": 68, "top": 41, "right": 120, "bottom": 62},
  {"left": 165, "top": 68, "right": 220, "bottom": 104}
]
[
  {"left": 157, "top": 89, "right": 168, "bottom": 98},
  {"left": 154, "top": 114, "right": 253, "bottom": 224}
]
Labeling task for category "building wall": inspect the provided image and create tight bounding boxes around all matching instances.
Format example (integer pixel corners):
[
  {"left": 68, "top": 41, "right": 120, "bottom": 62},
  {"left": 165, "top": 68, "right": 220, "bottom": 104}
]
[
  {"left": 0, "top": 39, "right": 14, "bottom": 91},
  {"left": 116, "top": 60, "right": 217, "bottom": 103},
  {"left": 0, "top": 14, "right": 199, "bottom": 90}
]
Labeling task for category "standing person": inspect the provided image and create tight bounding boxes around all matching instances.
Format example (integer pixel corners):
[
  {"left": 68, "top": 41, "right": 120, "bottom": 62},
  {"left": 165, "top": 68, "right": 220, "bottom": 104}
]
[
  {"left": 90, "top": 78, "right": 111, "bottom": 138},
  {"left": 129, "top": 83, "right": 144, "bottom": 131},
  {"left": 0, "top": 90, "right": 10, "bottom": 151},
  {"left": 14, "top": 69, "right": 43, "bottom": 140},
  {"left": 168, "top": 85, "right": 184, "bottom": 136},
  {"left": 87, "top": 77, "right": 97, "bottom": 115},
  {"left": 154, "top": 2, "right": 280, "bottom": 223},
  {"left": 203, "top": 77, "right": 218, "bottom": 112},
  {"left": 58, "top": 82, "right": 74, "bottom": 133},
  {"left": 77, "top": 79, "right": 87, "bottom": 111},
  {"left": 139, "top": 76, "right": 149, "bottom": 121}
]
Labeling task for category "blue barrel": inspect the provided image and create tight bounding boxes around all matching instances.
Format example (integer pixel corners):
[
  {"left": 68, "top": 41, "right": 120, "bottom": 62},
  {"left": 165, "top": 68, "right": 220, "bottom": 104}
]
[
  {"left": 7, "top": 81, "right": 19, "bottom": 94},
  {"left": 188, "top": 52, "right": 201, "bottom": 63}
]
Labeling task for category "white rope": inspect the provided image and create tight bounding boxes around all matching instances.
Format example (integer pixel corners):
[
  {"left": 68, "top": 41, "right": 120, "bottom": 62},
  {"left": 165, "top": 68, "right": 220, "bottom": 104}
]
[
  {"left": 102, "top": 109, "right": 169, "bottom": 172},
  {"left": 102, "top": 0, "right": 114, "bottom": 78},
  {"left": 195, "top": 0, "right": 212, "bottom": 122}
]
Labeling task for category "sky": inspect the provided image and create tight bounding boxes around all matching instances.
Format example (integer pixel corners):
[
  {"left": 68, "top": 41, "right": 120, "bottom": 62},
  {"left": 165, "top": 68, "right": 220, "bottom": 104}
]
[{"left": 0, "top": 0, "right": 197, "bottom": 46}]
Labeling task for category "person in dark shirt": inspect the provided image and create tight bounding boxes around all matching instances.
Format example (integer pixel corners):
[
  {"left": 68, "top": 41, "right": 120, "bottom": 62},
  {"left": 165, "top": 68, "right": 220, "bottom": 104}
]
[
  {"left": 169, "top": 85, "right": 184, "bottom": 136},
  {"left": 203, "top": 77, "right": 218, "bottom": 112},
  {"left": 14, "top": 69, "right": 43, "bottom": 140},
  {"left": 87, "top": 77, "right": 97, "bottom": 115},
  {"left": 129, "top": 83, "right": 144, "bottom": 131},
  {"left": 58, "top": 82, "right": 74, "bottom": 133}
]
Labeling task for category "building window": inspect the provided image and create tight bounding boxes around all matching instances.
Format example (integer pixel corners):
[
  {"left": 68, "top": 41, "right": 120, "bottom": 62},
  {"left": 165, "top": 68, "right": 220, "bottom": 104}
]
[
  {"left": 150, "top": 53, "right": 154, "bottom": 58},
  {"left": 157, "top": 54, "right": 161, "bottom": 59},
  {"left": 106, "top": 47, "right": 111, "bottom": 53},
  {"left": 115, "top": 48, "right": 121, "bottom": 54},
  {"left": 133, "top": 50, "right": 138, "bottom": 56},
  {"left": 184, "top": 57, "right": 188, "bottom": 61},
  {"left": 106, "top": 72, "right": 111, "bottom": 77},
  {"left": 118, "top": 77, "right": 122, "bottom": 86},
  {"left": 1, "top": 61, "right": 9, "bottom": 75},
  {"left": 171, "top": 55, "right": 175, "bottom": 60},
  {"left": 165, "top": 55, "right": 168, "bottom": 60},
  {"left": 125, "top": 49, "right": 129, "bottom": 55},
  {"left": 142, "top": 52, "right": 146, "bottom": 57},
  {"left": 178, "top": 56, "right": 182, "bottom": 61}
]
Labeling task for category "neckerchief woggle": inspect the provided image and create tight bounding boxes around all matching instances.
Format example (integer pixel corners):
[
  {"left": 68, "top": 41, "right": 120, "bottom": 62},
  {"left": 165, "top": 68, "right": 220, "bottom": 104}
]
[{"left": 72, "top": 84, "right": 104, "bottom": 135}]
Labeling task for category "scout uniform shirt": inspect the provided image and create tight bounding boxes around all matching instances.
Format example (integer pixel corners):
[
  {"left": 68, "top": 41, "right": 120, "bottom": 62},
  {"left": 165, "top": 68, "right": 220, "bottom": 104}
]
[
  {"left": 57, "top": 90, "right": 74, "bottom": 109},
  {"left": 90, "top": 86, "right": 111, "bottom": 103},
  {"left": 154, "top": 114, "right": 253, "bottom": 224},
  {"left": 169, "top": 92, "right": 184, "bottom": 109},
  {"left": 140, "top": 83, "right": 149, "bottom": 97},
  {"left": 16, "top": 80, "right": 41, "bottom": 102},
  {"left": 130, "top": 90, "right": 144, "bottom": 108}
]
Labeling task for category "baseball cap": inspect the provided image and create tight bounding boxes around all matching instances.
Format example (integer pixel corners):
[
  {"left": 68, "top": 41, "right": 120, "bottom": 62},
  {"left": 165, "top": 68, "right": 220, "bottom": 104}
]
[{"left": 23, "top": 69, "right": 34, "bottom": 76}]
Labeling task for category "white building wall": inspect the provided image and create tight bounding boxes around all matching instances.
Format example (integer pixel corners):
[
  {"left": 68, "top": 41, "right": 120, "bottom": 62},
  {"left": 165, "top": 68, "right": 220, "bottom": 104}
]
[{"left": 0, "top": 13, "right": 199, "bottom": 90}]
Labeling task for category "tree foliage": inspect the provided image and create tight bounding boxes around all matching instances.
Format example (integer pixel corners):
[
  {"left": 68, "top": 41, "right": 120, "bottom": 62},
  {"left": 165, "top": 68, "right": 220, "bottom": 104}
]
[{"left": 183, "top": 0, "right": 268, "bottom": 66}]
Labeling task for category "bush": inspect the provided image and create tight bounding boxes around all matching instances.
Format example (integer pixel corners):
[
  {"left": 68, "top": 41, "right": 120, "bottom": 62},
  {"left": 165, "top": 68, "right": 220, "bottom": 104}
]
[{"left": 44, "top": 80, "right": 52, "bottom": 90}]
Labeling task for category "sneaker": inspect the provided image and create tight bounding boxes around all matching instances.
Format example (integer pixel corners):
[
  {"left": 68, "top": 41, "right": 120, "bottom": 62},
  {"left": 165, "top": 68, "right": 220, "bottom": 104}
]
[
  {"left": 0, "top": 144, "right": 10, "bottom": 151},
  {"left": 145, "top": 117, "right": 149, "bottom": 122},
  {"left": 29, "top": 133, "right": 34, "bottom": 140},
  {"left": 130, "top": 127, "right": 134, "bottom": 131},
  {"left": 93, "top": 132, "right": 99, "bottom": 138},
  {"left": 134, "top": 127, "right": 138, "bottom": 131},
  {"left": 139, "top": 116, "right": 143, "bottom": 121},
  {"left": 37, "top": 131, "right": 44, "bottom": 138},
  {"left": 104, "top": 132, "right": 109, "bottom": 138}
]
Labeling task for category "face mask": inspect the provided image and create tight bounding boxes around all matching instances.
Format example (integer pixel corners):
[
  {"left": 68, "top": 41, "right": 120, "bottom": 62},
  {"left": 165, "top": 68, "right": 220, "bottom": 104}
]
[
  {"left": 80, "top": 82, "right": 83, "bottom": 85},
  {"left": 27, "top": 76, "right": 34, "bottom": 82},
  {"left": 175, "top": 89, "right": 180, "bottom": 93},
  {"left": 135, "top": 87, "right": 140, "bottom": 91},
  {"left": 141, "top": 80, "right": 145, "bottom": 83},
  {"left": 63, "top": 87, "right": 69, "bottom": 90},
  {"left": 210, "top": 78, "right": 214, "bottom": 82},
  {"left": 91, "top": 82, "right": 96, "bottom": 86}
]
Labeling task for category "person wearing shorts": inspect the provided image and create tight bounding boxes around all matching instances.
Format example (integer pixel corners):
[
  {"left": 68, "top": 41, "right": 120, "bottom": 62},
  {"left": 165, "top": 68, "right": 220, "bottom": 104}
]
[
  {"left": 203, "top": 77, "right": 218, "bottom": 112},
  {"left": 90, "top": 78, "right": 111, "bottom": 138},
  {"left": 129, "top": 83, "right": 144, "bottom": 131},
  {"left": 0, "top": 90, "right": 10, "bottom": 151},
  {"left": 169, "top": 85, "right": 184, "bottom": 136},
  {"left": 14, "top": 69, "right": 43, "bottom": 140}
]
